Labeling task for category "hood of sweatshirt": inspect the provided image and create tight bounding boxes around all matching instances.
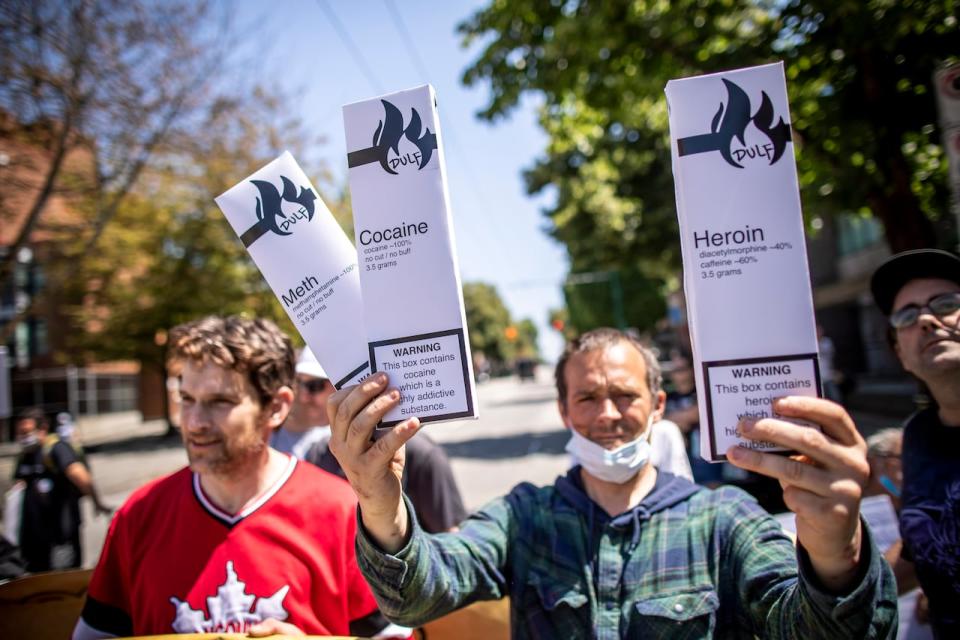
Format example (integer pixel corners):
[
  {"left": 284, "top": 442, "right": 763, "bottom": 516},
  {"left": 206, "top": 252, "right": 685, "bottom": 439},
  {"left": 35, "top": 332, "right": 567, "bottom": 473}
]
[{"left": 555, "top": 465, "right": 702, "bottom": 549}]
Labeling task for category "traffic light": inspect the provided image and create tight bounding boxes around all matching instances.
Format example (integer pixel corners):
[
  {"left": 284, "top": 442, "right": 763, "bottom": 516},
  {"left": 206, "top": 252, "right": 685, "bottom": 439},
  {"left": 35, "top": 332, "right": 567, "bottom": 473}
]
[
  {"left": 504, "top": 325, "right": 518, "bottom": 341},
  {"left": 551, "top": 318, "right": 565, "bottom": 331}
]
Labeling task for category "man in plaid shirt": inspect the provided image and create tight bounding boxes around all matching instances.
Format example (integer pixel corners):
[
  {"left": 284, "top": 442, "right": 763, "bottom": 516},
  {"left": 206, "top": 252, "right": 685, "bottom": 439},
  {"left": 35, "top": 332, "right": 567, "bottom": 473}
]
[{"left": 329, "top": 328, "right": 897, "bottom": 638}]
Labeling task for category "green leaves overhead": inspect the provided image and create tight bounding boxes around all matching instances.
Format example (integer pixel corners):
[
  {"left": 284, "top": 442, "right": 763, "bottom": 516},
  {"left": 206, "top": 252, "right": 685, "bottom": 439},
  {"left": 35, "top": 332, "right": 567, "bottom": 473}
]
[{"left": 460, "top": 0, "right": 957, "bottom": 332}]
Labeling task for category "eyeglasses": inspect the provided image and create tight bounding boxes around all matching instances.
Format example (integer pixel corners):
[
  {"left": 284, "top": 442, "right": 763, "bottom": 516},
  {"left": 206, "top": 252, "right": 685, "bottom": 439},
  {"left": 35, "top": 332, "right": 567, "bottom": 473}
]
[
  {"left": 889, "top": 292, "right": 960, "bottom": 330},
  {"left": 299, "top": 378, "right": 330, "bottom": 394}
]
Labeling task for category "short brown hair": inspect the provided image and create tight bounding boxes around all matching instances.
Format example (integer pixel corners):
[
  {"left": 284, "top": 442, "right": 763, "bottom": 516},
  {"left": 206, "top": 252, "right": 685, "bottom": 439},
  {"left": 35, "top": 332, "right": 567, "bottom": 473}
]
[
  {"left": 16, "top": 407, "right": 48, "bottom": 429},
  {"left": 555, "top": 328, "right": 662, "bottom": 407},
  {"left": 167, "top": 316, "right": 295, "bottom": 406}
]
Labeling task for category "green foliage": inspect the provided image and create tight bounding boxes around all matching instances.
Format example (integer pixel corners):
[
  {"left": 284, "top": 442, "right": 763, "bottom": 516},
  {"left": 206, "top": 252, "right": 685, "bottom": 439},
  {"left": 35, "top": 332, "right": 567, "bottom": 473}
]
[
  {"left": 564, "top": 266, "right": 666, "bottom": 334},
  {"left": 460, "top": 0, "right": 958, "bottom": 326},
  {"left": 463, "top": 281, "right": 539, "bottom": 364},
  {"left": 60, "top": 88, "right": 344, "bottom": 367},
  {"left": 515, "top": 318, "right": 539, "bottom": 359}
]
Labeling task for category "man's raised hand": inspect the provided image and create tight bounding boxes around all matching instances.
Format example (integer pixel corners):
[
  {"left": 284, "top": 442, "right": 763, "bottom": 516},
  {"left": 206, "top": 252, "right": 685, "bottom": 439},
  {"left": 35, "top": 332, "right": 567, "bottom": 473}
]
[
  {"left": 727, "top": 396, "right": 870, "bottom": 592},
  {"left": 327, "top": 372, "right": 421, "bottom": 552}
]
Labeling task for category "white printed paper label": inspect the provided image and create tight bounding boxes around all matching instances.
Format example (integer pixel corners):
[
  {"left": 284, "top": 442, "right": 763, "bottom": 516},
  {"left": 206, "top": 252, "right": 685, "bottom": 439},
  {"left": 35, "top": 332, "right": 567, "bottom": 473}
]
[
  {"left": 370, "top": 330, "right": 473, "bottom": 426},
  {"left": 702, "top": 355, "right": 820, "bottom": 459}
]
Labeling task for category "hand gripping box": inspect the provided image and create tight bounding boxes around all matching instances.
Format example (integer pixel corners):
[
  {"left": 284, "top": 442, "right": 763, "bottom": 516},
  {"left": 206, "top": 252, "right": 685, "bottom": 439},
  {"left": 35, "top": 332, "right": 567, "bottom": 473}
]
[
  {"left": 665, "top": 62, "right": 822, "bottom": 462},
  {"left": 343, "top": 84, "right": 477, "bottom": 427},
  {"left": 215, "top": 152, "right": 370, "bottom": 389}
]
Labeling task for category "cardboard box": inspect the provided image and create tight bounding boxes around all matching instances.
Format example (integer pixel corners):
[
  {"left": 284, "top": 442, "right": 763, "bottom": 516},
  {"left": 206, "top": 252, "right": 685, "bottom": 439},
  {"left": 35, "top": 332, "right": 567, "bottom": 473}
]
[
  {"left": 665, "top": 62, "right": 821, "bottom": 461},
  {"left": 215, "top": 152, "right": 369, "bottom": 389},
  {"left": 343, "top": 85, "right": 477, "bottom": 426}
]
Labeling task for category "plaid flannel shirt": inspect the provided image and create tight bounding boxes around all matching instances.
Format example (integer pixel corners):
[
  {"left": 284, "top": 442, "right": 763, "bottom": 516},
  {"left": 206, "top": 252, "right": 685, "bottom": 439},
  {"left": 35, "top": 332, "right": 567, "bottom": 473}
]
[{"left": 357, "top": 469, "right": 897, "bottom": 639}]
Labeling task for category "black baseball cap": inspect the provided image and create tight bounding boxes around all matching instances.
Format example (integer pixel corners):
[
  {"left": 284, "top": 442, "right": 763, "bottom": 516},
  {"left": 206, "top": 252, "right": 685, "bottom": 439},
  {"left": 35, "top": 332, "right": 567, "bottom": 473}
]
[{"left": 870, "top": 249, "right": 960, "bottom": 315}]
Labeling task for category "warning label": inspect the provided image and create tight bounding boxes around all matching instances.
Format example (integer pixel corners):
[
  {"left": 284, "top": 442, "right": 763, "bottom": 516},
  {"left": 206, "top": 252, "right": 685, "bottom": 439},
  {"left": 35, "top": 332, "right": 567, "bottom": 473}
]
[
  {"left": 702, "top": 353, "right": 821, "bottom": 460},
  {"left": 370, "top": 329, "right": 474, "bottom": 427}
]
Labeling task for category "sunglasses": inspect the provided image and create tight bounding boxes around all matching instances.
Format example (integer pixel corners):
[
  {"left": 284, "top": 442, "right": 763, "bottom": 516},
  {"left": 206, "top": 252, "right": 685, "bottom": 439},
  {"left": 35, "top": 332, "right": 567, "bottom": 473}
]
[
  {"left": 299, "top": 378, "right": 330, "bottom": 394},
  {"left": 889, "top": 292, "right": 960, "bottom": 330}
]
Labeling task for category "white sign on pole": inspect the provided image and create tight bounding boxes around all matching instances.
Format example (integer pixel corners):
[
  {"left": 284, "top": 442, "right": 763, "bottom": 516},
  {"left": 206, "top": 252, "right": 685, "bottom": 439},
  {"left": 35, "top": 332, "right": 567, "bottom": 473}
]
[
  {"left": 215, "top": 152, "right": 370, "bottom": 389},
  {"left": 343, "top": 85, "right": 477, "bottom": 427},
  {"left": 666, "top": 62, "right": 821, "bottom": 462}
]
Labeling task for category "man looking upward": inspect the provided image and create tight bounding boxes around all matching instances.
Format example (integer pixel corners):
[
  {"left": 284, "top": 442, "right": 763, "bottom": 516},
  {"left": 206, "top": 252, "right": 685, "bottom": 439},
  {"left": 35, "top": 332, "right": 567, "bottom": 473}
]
[{"left": 871, "top": 248, "right": 960, "bottom": 636}]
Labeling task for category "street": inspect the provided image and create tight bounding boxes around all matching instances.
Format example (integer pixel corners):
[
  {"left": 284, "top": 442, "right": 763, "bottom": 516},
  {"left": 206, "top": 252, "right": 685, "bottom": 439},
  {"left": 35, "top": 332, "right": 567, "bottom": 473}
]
[{"left": 77, "top": 369, "right": 569, "bottom": 568}]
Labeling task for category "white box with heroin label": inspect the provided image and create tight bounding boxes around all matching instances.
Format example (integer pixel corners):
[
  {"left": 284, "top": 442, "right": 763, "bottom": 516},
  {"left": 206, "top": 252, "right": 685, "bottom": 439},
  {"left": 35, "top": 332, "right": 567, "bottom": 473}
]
[
  {"left": 665, "top": 62, "right": 822, "bottom": 462},
  {"left": 343, "top": 84, "right": 477, "bottom": 427}
]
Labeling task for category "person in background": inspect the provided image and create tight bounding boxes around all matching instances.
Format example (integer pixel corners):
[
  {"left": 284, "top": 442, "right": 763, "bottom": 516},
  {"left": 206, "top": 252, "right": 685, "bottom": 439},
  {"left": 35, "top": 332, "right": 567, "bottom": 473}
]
[
  {"left": 271, "top": 347, "right": 334, "bottom": 459},
  {"left": 647, "top": 418, "right": 694, "bottom": 481},
  {"left": 663, "top": 351, "right": 722, "bottom": 486},
  {"left": 865, "top": 428, "right": 904, "bottom": 512},
  {"left": 864, "top": 428, "right": 932, "bottom": 639},
  {"left": 817, "top": 325, "right": 842, "bottom": 403},
  {"left": 12, "top": 408, "right": 109, "bottom": 572},
  {"left": 306, "top": 429, "right": 467, "bottom": 534},
  {"left": 870, "top": 248, "right": 960, "bottom": 637}
]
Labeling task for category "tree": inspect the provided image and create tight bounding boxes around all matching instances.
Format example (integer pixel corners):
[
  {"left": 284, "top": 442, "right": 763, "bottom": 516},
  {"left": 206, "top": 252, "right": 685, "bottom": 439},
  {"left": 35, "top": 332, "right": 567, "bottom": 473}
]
[
  {"left": 0, "top": 0, "right": 228, "bottom": 296},
  {"left": 514, "top": 318, "right": 540, "bottom": 360},
  {"left": 463, "top": 281, "right": 513, "bottom": 365},
  {"left": 61, "top": 88, "right": 338, "bottom": 369},
  {"left": 459, "top": 0, "right": 958, "bottom": 327},
  {"left": 463, "top": 281, "right": 540, "bottom": 366},
  {"left": 564, "top": 266, "right": 666, "bottom": 335},
  {"left": 57, "top": 85, "right": 341, "bottom": 429}
]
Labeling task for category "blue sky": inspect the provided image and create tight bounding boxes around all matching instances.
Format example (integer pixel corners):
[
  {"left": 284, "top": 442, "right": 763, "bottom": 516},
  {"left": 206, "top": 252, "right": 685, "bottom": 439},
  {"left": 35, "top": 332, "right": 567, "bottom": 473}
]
[{"left": 232, "top": 0, "right": 569, "bottom": 360}]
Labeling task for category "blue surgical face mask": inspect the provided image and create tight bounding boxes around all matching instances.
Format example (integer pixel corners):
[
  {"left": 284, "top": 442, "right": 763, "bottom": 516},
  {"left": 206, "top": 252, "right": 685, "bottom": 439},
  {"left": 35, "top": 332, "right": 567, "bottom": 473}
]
[
  {"left": 565, "top": 413, "right": 656, "bottom": 484},
  {"left": 878, "top": 474, "right": 901, "bottom": 498}
]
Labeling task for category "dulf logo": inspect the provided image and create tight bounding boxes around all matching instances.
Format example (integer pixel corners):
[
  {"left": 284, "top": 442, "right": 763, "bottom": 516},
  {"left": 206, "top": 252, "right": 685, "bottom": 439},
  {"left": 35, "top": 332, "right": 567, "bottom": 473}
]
[
  {"left": 677, "top": 79, "right": 792, "bottom": 168},
  {"left": 348, "top": 99, "right": 438, "bottom": 174},
  {"left": 239, "top": 176, "right": 316, "bottom": 248}
]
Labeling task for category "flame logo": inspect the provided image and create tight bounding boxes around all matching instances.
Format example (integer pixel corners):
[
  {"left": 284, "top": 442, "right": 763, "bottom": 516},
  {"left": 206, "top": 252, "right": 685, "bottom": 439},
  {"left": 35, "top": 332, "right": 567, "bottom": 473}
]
[
  {"left": 677, "top": 79, "right": 792, "bottom": 168},
  {"left": 239, "top": 176, "right": 317, "bottom": 247},
  {"left": 348, "top": 99, "right": 438, "bottom": 174}
]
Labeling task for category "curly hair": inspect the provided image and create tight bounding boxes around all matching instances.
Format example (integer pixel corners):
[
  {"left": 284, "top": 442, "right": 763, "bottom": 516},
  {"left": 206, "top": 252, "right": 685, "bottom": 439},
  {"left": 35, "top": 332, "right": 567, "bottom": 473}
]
[
  {"left": 167, "top": 316, "right": 295, "bottom": 406},
  {"left": 555, "top": 327, "right": 662, "bottom": 407}
]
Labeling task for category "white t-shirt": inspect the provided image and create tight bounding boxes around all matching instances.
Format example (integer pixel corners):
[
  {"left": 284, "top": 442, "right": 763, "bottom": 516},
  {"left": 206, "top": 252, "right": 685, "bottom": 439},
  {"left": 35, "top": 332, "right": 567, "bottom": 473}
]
[
  {"left": 650, "top": 419, "right": 694, "bottom": 481},
  {"left": 270, "top": 426, "right": 331, "bottom": 460}
]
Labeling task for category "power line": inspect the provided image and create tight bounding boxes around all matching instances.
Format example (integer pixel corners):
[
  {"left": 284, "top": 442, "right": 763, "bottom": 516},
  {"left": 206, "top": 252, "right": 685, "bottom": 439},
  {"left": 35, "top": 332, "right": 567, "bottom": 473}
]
[
  {"left": 379, "top": 0, "right": 519, "bottom": 267},
  {"left": 383, "top": 0, "right": 431, "bottom": 80},
  {"left": 316, "top": 0, "right": 521, "bottom": 283},
  {"left": 314, "top": 0, "right": 383, "bottom": 94}
]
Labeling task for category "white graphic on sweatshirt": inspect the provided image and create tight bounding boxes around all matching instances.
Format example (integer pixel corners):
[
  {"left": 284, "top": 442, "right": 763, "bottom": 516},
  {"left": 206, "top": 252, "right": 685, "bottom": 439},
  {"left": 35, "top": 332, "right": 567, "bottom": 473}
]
[{"left": 169, "top": 560, "right": 290, "bottom": 633}]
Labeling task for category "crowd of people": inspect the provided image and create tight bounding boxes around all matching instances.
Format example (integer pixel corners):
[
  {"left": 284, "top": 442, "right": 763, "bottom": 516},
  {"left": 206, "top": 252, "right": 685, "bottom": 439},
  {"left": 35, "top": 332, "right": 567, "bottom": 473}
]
[{"left": 0, "top": 247, "right": 955, "bottom": 638}]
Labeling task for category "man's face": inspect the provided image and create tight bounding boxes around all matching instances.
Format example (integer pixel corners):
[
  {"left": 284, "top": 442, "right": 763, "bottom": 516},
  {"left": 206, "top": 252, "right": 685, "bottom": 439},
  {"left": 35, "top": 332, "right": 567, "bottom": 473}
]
[
  {"left": 558, "top": 342, "right": 666, "bottom": 449},
  {"left": 178, "top": 361, "right": 278, "bottom": 477},
  {"left": 892, "top": 277, "right": 960, "bottom": 381},
  {"left": 15, "top": 418, "right": 40, "bottom": 445},
  {"left": 289, "top": 374, "right": 334, "bottom": 427}
]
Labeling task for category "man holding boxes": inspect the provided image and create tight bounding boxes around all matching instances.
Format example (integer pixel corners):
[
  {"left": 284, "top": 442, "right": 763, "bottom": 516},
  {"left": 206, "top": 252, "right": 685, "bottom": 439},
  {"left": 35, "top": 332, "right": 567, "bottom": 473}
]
[{"left": 329, "top": 327, "right": 897, "bottom": 639}]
